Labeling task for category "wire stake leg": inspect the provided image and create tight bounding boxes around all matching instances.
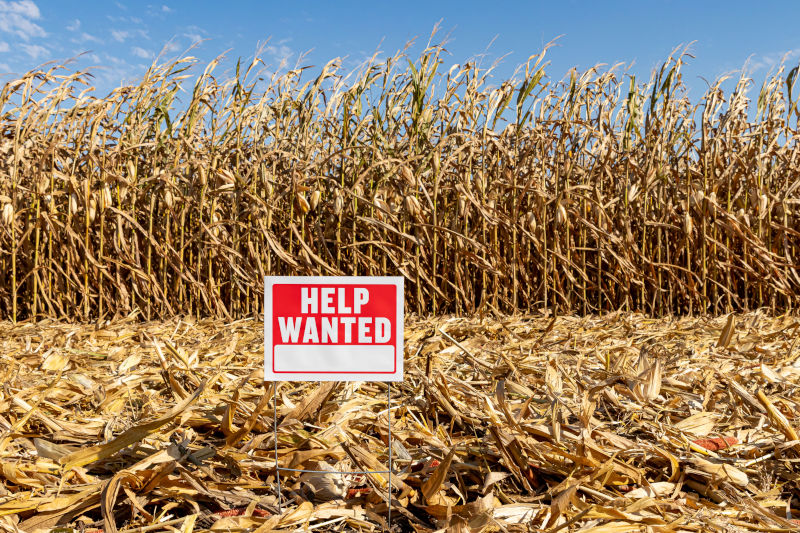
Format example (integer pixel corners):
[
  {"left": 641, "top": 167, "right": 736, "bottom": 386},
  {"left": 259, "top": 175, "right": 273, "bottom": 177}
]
[{"left": 270, "top": 381, "right": 394, "bottom": 531}]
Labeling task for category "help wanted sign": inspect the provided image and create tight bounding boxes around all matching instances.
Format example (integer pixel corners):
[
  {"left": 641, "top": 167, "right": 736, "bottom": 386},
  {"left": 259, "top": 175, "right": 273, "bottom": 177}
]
[{"left": 264, "top": 276, "right": 404, "bottom": 381}]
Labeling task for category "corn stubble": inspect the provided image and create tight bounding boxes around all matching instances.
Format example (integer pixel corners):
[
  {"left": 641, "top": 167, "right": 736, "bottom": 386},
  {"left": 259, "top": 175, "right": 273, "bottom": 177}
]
[
  {"left": 1, "top": 41, "right": 800, "bottom": 321},
  {"left": 1, "top": 314, "right": 800, "bottom": 531}
]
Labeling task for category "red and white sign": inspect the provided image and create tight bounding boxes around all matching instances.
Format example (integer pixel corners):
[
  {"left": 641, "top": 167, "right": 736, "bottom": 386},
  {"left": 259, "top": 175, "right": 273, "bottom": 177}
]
[{"left": 264, "top": 276, "right": 404, "bottom": 381}]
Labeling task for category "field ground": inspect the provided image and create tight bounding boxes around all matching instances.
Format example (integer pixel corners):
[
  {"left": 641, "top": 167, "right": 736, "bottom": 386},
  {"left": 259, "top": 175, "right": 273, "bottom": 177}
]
[{"left": 1, "top": 313, "right": 800, "bottom": 532}]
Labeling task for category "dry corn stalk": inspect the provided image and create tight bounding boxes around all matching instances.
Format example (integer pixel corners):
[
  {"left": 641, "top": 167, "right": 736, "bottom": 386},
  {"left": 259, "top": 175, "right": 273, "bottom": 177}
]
[{"left": 0, "top": 41, "right": 799, "bottom": 320}]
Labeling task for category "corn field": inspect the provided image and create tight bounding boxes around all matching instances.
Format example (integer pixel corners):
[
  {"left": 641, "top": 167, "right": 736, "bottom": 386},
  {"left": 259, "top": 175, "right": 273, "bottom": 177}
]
[{"left": 2, "top": 42, "right": 800, "bottom": 321}]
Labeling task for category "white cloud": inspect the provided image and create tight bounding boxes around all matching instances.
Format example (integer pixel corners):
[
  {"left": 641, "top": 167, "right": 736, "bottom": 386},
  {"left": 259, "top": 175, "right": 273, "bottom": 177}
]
[
  {"left": 131, "top": 46, "right": 150, "bottom": 58},
  {"left": 0, "top": 62, "right": 9, "bottom": 70},
  {"left": 783, "top": 49, "right": 800, "bottom": 63},
  {"left": 78, "top": 32, "right": 101, "bottom": 43},
  {"left": 93, "top": 53, "right": 148, "bottom": 88},
  {"left": 184, "top": 32, "right": 202, "bottom": 43},
  {"left": 182, "top": 24, "right": 205, "bottom": 44},
  {"left": 0, "top": 0, "right": 46, "bottom": 40},
  {"left": 746, "top": 49, "right": 800, "bottom": 75},
  {"left": 107, "top": 14, "right": 141, "bottom": 25},
  {"left": 162, "top": 41, "right": 180, "bottom": 54},
  {"left": 0, "top": 40, "right": 8, "bottom": 52},
  {"left": 0, "top": 0, "right": 37, "bottom": 17},
  {"left": 144, "top": 4, "right": 170, "bottom": 16},
  {"left": 21, "top": 42, "right": 46, "bottom": 59},
  {"left": 107, "top": 55, "right": 124, "bottom": 65},
  {"left": 265, "top": 43, "right": 293, "bottom": 68},
  {"left": 66, "top": 18, "right": 80, "bottom": 31},
  {"left": 111, "top": 29, "right": 129, "bottom": 42}
]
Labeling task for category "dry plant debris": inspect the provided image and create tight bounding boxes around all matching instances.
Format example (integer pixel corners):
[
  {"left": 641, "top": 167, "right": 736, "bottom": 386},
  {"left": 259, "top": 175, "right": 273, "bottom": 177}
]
[{"left": 1, "top": 312, "right": 800, "bottom": 532}]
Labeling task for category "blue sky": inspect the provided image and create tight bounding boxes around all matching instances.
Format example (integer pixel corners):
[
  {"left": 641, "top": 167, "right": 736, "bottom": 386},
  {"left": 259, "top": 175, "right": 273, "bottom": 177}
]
[{"left": 1, "top": 0, "right": 799, "bottom": 98}]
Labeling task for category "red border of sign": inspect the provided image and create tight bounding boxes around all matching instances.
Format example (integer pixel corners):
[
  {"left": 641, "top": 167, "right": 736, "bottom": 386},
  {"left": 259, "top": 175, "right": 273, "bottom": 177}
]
[{"left": 264, "top": 276, "right": 404, "bottom": 382}]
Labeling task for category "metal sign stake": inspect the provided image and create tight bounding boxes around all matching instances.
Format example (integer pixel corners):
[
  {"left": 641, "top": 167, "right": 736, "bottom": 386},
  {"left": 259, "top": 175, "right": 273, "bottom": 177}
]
[{"left": 272, "top": 382, "right": 394, "bottom": 531}]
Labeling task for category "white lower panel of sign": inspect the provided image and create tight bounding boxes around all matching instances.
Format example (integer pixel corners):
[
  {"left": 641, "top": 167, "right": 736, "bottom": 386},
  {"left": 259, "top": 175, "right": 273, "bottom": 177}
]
[{"left": 274, "top": 345, "right": 395, "bottom": 373}]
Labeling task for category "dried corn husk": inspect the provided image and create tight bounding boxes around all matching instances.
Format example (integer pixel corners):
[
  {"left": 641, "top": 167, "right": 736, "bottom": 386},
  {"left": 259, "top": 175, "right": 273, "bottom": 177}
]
[
  {"left": 1, "top": 202, "right": 12, "bottom": 226},
  {"left": 309, "top": 190, "right": 321, "bottom": 210},
  {"left": 297, "top": 192, "right": 310, "bottom": 213}
]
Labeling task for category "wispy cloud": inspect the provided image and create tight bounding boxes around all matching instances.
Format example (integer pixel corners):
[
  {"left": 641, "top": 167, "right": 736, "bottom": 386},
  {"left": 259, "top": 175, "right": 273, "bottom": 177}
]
[
  {"left": 0, "top": 40, "right": 8, "bottom": 52},
  {"left": 73, "top": 31, "right": 102, "bottom": 44},
  {"left": 144, "top": 4, "right": 170, "bottom": 17},
  {"left": 104, "top": 53, "right": 127, "bottom": 66},
  {"left": 162, "top": 40, "right": 180, "bottom": 54},
  {"left": 112, "top": 29, "right": 129, "bottom": 42},
  {"left": 0, "top": 0, "right": 46, "bottom": 40},
  {"left": 264, "top": 39, "right": 294, "bottom": 68},
  {"left": 746, "top": 49, "right": 800, "bottom": 75},
  {"left": 107, "top": 14, "right": 141, "bottom": 24},
  {"left": 21, "top": 42, "right": 46, "bottom": 59},
  {"left": 182, "top": 25, "right": 206, "bottom": 45},
  {"left": 93, "top": 52, "right": 151, "bottom": 88},
  {"left": 66, "top": 18, "right": 80, "bottom": 31},
  {"left": 131, "top": 46, "right": 150, "bottom": 59}
]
